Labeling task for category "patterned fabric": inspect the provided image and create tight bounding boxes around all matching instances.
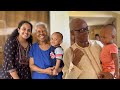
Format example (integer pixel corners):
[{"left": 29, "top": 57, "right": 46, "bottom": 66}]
[
  {"left": 17, "top": 40, "right": 30, "bottom": 65},
  {"left": 0, "top": 65, "right": 2, "bottom": 79},
  {"left": 1, "top": 37, "right": 31, "bottom": 79}
]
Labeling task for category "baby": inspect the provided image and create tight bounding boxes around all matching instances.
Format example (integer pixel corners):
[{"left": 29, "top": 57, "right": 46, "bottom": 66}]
[
  {"left": 99, "top": 24, "right": 119, "bottom": 79},
  {"left": 50, "top": 32, "right": 64, "bottom": 79}
]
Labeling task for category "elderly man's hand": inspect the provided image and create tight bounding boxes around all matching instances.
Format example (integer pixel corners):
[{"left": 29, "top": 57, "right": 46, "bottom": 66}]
[{"left": 72, "top": 48, "right": 84, "bottom": 66}]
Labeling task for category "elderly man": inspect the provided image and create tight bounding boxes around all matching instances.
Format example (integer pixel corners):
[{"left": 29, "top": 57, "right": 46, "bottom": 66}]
[{"left": 62, "top": 18, "right": 103, "bottom": 79}]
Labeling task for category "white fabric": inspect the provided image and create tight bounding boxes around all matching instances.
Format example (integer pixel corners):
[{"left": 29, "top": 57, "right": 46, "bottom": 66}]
[{"left": 55, "top": 47, "right": 64, "bottom": 60}]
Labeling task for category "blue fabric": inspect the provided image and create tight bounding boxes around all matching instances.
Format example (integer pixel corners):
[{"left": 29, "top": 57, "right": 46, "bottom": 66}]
[{"left": 29, "top": 43, "right": 63, "bottom": 79}]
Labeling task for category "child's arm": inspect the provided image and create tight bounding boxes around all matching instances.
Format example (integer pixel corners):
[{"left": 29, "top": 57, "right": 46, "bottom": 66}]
[
  {"left": 111, "top": 53, "right": 119, "bottom": 79},
  {"left": 52, "top": 59, "right": 61, "bottom": 75},
  {"left": 55, "top": 59, "right": 61, "bottom": 71},
  {"left": 54, "top": 47, "right": 64, "bottom": 71}
]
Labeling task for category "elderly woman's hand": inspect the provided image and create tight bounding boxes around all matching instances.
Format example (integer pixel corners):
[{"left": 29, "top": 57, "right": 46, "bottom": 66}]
[
  {"left": 44, "top": 67, "right": 55, "bottom": 75},
  {"left": 72, "top": 48, "right": 84, "bottom": 66}
]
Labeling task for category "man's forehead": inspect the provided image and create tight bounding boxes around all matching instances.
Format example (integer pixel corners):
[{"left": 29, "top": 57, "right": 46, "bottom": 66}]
[{"left": 70, "top": 18, "right": 87, "bottom": 30}]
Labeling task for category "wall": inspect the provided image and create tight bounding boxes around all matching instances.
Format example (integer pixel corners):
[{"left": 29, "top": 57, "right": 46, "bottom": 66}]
[
  {"left": 89, "top": 25, "right": 103, "bottom": 40},
  {"left": 116, "top": 15, "right": 120, "bottom": 48},
  {"left": 50, "top": 11, "right": 70, "bottom": 51},
  {"left": 69, "top": 11, "right": 115, "bottom": 17}
]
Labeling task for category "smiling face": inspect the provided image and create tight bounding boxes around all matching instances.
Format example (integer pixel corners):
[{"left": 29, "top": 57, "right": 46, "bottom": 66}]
[
  {"left": 35, "top": 25, "right": 48, "bottom": 43},
  {"left": 18, "top": 23, "right": 32, "bottom": 39},
  {"left": 50, "top": 32, "right": 63, "bottom": 47}
]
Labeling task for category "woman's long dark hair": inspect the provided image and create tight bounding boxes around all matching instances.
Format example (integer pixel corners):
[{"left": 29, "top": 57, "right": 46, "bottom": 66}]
[{"left": 9, "top": 20, "right": 33, "bottom": 44}]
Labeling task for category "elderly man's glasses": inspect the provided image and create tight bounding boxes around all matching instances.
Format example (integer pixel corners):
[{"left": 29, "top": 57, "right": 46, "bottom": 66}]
[{"left": 73, "top": 27, "right": 89, "bottom": 33}]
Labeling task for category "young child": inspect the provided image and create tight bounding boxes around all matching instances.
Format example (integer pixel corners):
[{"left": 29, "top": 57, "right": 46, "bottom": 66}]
[
  {"left": 95, "top": 34, "right": 100, "bottom": 41},
  {"left": 99, "top": 24, "right": 119, "bottom": 79},
  {"left": 50, "top": 32, "right": 64, "bottom": 79}
]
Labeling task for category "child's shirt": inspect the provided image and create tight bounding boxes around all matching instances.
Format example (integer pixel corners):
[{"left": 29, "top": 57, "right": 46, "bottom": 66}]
[
  {"left": 100, "top": 43, "right": 118, "bottom": 72},
  {"left": 50, "top": 46, "right": 64, "bottom": 68},
  {"left": 54, "top": 46, "right": 64, "bottom": 60},
  {"left": 50, "top": 46, "right": 64, "bottom": 60},
  {"left": 50, "top": 46, "right": 64, "bottom": 79}
]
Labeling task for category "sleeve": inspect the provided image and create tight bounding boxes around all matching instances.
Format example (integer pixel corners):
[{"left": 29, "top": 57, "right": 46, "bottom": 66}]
[
  {"left": 94, "top": 40, "right": 103, "bottom": 54},
  {"left": 4, "top": 38, "right": 17, "bottom": 72},
  {"left": 65, "top": 62, "right": 83, "bottom": 79},
  {"left": 110, "top": 44, "right": 118, "bottom": 54},
  {"left": 55, "top": 47, "right": 64, "bottom": 60},
  {"left": 28, "top": 44, "right": 34, "bottom": 58},
  {"left": 62, "top": 48, "right": 83, "bottom": 79},
  {"left": 95, "top": 40, "right": 104, "bottom": 48}
]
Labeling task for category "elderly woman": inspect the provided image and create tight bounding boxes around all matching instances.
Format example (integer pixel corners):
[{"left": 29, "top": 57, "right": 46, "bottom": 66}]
[{"left": 29, "top": 22, "right": 63, "bottom": 79}]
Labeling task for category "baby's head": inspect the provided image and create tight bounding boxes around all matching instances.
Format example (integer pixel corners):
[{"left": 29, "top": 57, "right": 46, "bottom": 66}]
[
  {"left": 50, "top": 32, "right": 63, "bottom": 47},
  {"left": 100, "top": 24, "right": 116, "bottom": 45}
]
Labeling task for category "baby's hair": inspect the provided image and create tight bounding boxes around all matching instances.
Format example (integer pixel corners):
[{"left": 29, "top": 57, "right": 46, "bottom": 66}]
[
  {"left": 104, "top": 24, "right": 116, "bottom": 29},
  {"left": 53, "top": 32, "right": 63, "bottom": 40},
  {"left": 103, "top": 24, "right": 116, "bottom": 36}
]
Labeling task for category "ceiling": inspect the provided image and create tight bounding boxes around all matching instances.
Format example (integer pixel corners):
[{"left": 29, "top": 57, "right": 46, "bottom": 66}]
[
  {"left": 80, "top": 17, "right": 115, "bottom": 26},
  {"left": 69, "top": 11, "right": 120, "bottom": 26},
  {"left": 112, "top": 11, "right": 120, "bottom": 14},
  {"left": 70, "top": 17, "right": 115, "bottom": 26}
]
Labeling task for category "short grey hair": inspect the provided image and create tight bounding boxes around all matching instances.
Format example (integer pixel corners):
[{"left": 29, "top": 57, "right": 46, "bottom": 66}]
[{"left": 34, "top": 22, "right": 48, "bottom": 32}]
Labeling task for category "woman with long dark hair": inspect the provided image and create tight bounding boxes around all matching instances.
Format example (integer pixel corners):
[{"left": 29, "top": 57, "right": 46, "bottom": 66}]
[{"left": 1, "top": 20, "right": 33, "bottom": 79}]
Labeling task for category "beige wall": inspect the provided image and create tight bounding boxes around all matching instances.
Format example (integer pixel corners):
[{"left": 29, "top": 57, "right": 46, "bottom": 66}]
[
  {"left": 69, "top": 11, "right": 115, "bottom": 17},
  {"left": 50, "top": 11, "right": 70, "bottom": 51},
  {"left": 116, "top": 15, "right": 120, "bottom": 48},
  {"left": 89, "top": 25, "right": 103, "bottom": 40}
]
